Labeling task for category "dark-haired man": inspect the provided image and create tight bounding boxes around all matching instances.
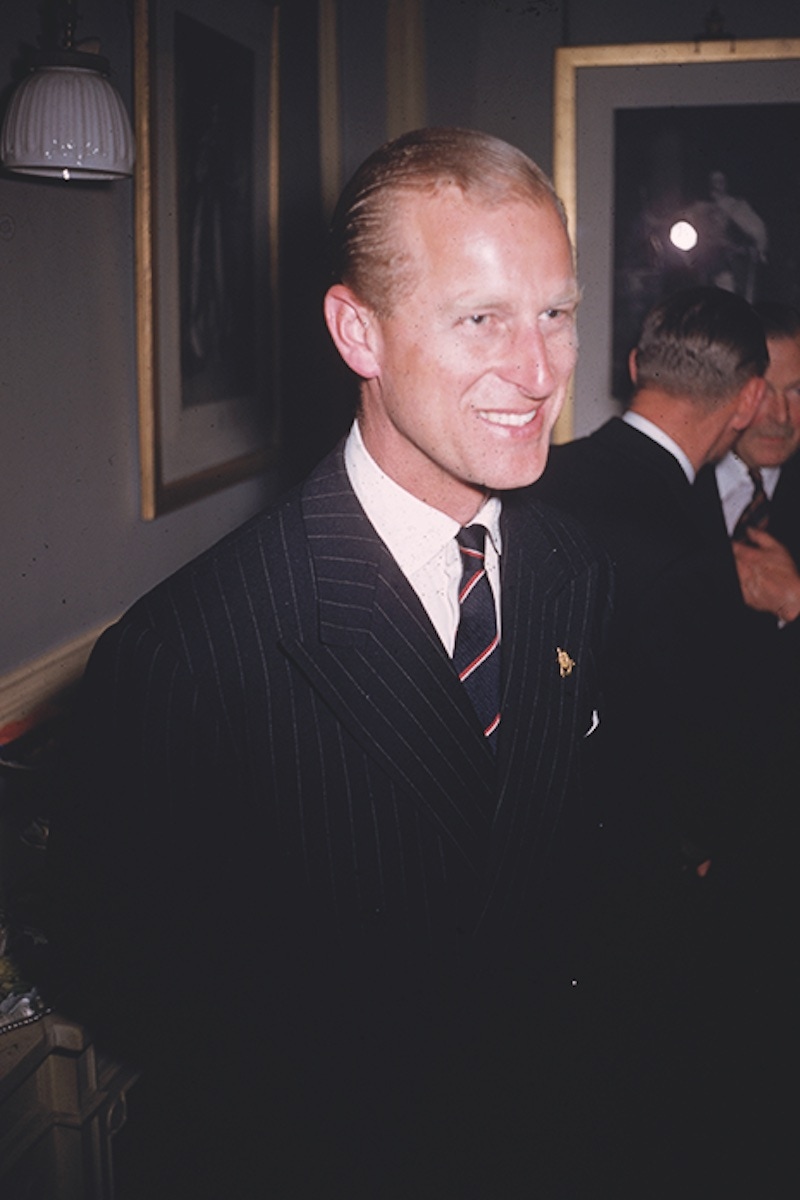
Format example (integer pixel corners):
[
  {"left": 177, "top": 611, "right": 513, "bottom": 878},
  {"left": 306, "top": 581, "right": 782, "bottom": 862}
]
[
  {"left": 536, "top": 286, "right": 776, "bottom": 1186},
  {"left": 51, "top": 128, "right": 610, "bottom": 1196},
  {"left": 537, "top": 286, "right": 765, "bottom": 869}
]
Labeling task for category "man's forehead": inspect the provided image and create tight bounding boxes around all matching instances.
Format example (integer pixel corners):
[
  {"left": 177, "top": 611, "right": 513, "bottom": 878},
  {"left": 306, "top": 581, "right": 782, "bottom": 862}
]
[
  {"left": 767, "top": 333, "right": 800, "bottom": 371},
  {"left": 391, "top": 187, "right": 571, "bottom": 273}
]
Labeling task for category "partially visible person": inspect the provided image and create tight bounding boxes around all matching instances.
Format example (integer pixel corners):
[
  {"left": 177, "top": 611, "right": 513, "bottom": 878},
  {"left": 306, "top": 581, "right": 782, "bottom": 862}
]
[
  {"left": 536, "top": 286, "right": 778, "bottom": 1190},
  {"left": 702, "top": 300, "right": 800, "bottom": 629},
  {"left": 537, "top": 286, "right": 766, "bottom": 874},
  {"left": 696, "top": 298, "right": 800, "bottom": 865}
]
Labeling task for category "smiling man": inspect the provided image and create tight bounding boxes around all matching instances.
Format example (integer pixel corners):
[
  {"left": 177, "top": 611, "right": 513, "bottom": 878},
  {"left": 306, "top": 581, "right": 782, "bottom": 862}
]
[
  {"left": 52, "top": 129, "right": 611, "bottom": 1196},
  {"left": 325, "top": 169, "right": 580, "bottom": 521}
]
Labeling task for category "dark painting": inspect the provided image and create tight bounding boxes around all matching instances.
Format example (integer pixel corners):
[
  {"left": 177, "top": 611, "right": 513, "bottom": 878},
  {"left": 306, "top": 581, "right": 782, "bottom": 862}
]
[
  {"left": 174, "top": 13, "right": 256, "bottom": 408},
  {"left": 612, "top": 104, "right": 800, "bottom": 400}
]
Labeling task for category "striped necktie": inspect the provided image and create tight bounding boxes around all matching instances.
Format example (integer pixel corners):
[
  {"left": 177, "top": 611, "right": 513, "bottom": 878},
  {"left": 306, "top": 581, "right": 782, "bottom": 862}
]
[
  {"left": 453, "top": 524, "right": 501, "bottom": 749},
  {"left": 732, "top": 466, "right": 769, "bottom": 544}
]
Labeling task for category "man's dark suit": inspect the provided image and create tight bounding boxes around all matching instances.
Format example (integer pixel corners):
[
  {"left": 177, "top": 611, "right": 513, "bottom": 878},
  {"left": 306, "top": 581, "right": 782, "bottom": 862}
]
[
  {"left": 536, "top": 417, "right": 758, "bottom": 868},
  {"left": 766, "top": 447, "right": 800, "bottom": 563},
  {"left": 695, "top": 449, "right": 800, "bottom": 867},
  {"left": 51, "top": 442, "right": 611, "bottom": 1197},
  {"left": 536, "top": 418, "right": 788, "bottom": 1192},
  {"left": 697, "top": 447, "right": 800, "bottom": 673}
]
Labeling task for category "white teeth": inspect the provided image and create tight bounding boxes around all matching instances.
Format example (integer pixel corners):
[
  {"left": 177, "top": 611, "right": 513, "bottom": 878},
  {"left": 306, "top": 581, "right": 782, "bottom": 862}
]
[{"left": 480, "top": 410, "right": 536, "bottom": 427}]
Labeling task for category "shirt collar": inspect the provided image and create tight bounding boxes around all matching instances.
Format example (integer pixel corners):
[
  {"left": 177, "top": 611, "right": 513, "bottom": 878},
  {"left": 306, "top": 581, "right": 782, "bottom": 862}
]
[
  {"left": 344, "top": 420, "right": 503, "bottom": 577},
  {"left": 622, "top": 410, "right": 696, "bottom": 482},
  {"left": 716, "top": 450, "right": 781, "bottom": 500}
]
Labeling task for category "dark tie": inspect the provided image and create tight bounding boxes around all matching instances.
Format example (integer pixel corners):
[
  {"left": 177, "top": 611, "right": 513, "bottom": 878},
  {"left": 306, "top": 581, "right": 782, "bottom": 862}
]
[
  {"left": 453, "top": 525, "right": 501, "bottom": 749},
  {"left": 732, "top": 467, "right": 770, "bottom": 543}
]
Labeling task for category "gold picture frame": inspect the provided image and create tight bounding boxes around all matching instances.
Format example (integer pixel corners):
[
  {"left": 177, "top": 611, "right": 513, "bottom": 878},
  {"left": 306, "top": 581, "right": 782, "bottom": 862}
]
[
  {"left": 553, "top": 38, "right": 800, "bottom": 441},
  {"left": 134, "top": 0, "right": 280, "bottom": 519}
]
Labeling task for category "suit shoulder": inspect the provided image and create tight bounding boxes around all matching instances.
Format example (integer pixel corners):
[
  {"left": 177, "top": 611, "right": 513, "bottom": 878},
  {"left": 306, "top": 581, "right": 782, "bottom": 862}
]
[
  {"left": 111, "top": 480, "right": 309, "bottom": 661},
  {"left": 510, "top": 487, "right": 612, "bottom": 574}
]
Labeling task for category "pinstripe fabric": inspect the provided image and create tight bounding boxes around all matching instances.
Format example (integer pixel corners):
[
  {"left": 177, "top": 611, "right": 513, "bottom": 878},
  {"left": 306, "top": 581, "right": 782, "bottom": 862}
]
[{"left": 53, "top": 444, "right": 610, "bottom": 1058}]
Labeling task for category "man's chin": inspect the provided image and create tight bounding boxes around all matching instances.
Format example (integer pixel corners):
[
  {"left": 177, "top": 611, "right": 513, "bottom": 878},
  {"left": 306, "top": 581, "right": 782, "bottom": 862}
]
[{"left": 479, "top": 462, "right": 551, "bottom": 495}]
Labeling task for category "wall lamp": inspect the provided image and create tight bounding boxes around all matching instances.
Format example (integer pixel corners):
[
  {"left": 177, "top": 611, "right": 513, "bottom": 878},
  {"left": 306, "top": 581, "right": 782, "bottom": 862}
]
[{"left": 0, "top": 1, "right": 134, "bottom": 180}]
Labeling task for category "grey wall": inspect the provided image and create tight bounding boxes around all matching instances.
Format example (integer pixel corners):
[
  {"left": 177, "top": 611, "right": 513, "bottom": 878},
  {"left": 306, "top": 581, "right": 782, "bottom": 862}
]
[
  {"left": 0, "top": 1, "right": 281, "bottom": 680},
  {"left": 2, "top": 0, "right": 798, "bottom": 686}
]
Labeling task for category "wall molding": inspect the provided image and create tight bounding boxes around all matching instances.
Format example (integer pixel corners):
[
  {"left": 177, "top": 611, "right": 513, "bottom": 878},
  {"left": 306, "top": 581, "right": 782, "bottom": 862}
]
[{"left": 0, "top": 623, "right": 110, "bottom": 741}]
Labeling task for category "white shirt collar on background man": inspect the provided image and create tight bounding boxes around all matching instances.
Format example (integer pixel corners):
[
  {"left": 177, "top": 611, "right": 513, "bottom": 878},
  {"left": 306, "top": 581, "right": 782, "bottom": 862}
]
[
  {"left": 622, "top": 410, "right": 696, "bottom": 482},
  {"left": 715, "top": 451, "right": 781, "bottom": 536},
  {"left": 344, "top": 419, "right": 502, "bottom": 656}
]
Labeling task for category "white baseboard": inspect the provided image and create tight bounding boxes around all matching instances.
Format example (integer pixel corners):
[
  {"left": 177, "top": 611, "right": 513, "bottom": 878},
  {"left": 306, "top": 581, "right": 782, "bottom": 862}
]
[{"left": 0, "top": 623, "right": 110, "bottom": 739}]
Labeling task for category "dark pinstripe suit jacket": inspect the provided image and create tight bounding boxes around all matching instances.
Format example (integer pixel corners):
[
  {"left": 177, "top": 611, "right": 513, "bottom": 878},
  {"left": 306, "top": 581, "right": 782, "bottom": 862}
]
[
  {"left": 58, "top": 440, "right": 609, "bottom": 989},
  {"left": 52, "top": 442, "right": 611, "bottom": 1191}
]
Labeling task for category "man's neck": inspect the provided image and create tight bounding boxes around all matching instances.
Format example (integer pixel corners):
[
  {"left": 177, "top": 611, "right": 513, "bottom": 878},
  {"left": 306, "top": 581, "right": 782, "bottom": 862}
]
[{"left": 629, "top": 390, "right": 722, "bottom": 474}]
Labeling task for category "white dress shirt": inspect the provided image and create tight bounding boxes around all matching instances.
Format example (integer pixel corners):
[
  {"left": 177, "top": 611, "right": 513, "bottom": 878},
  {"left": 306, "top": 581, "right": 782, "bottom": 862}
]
[
  {"left": 622, "top": 410, "right": 696, "bottom": 482},
  {"left": 715, "top": 451, "right": 781, "bottom": 536},
  {"left": 344, "top": 420, "right": 502, "bottom": 656}
]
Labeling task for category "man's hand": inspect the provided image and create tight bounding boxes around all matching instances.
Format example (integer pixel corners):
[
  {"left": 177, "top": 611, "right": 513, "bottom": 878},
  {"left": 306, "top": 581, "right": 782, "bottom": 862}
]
[{"left": 733, "top": 528, "right": 800, "bottom": 622}]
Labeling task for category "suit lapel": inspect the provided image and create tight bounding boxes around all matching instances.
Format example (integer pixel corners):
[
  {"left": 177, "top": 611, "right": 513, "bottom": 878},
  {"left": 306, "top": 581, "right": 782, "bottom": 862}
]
[{"left": 278, "top": 448, "right": 496, "bottom": 875}]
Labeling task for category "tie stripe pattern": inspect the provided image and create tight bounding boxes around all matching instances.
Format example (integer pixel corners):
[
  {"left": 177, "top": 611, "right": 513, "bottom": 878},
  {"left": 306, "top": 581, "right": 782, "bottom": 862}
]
[
  {"left": 733, "top": 466, "right": 770, "bottom": 543},
  {"left": 453, "top": 524, "right": 501, "bottom": 748}
]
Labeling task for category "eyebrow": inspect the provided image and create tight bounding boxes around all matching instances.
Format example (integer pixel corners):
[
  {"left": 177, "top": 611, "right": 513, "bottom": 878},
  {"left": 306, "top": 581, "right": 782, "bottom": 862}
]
[{"left": 446, "top": 283, "right": 582, "bottom": 311}]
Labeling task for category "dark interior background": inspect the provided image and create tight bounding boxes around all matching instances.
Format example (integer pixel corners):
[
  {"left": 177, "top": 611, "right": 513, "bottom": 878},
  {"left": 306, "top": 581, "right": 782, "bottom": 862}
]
[{"left": 2, "top": 0, "right": 798, "bottom": 686}]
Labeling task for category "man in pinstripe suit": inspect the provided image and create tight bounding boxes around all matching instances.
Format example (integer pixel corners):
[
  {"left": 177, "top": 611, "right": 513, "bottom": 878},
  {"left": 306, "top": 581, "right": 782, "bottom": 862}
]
[{"left": 53, "top": 130, "right": 612, "bottom": 1196}]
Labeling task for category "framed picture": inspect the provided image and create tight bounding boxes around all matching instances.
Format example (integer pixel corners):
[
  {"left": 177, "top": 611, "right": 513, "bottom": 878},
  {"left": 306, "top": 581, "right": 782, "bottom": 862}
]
[
  {"left": 553, "top": 39, "right": 800, "bottom": 439},
  {"left": 134, "top": 0, "right": 280, "bottom": 519}
]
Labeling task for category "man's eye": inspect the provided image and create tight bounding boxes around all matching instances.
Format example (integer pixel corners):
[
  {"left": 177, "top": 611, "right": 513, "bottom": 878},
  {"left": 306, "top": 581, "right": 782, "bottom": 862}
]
[{"left": 467, "top": 313, "right": 489, "bottom": 326}]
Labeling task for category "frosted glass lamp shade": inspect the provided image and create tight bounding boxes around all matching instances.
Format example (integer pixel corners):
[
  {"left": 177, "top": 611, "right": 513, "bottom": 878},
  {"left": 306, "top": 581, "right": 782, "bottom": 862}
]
[{"left": 1, "top": 62, "right": 134, "bottom": 180}]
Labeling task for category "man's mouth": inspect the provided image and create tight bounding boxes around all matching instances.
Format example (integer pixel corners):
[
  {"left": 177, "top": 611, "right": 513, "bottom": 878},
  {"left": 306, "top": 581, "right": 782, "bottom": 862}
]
[{"left": 479, "top": 409, "right": 538, "bottom": 428}]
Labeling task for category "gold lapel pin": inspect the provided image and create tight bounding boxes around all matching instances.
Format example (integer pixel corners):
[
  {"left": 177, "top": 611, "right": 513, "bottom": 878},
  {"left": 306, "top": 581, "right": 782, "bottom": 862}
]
[{"left": 556, "top": 647, "right": 575, "bottom": 678}]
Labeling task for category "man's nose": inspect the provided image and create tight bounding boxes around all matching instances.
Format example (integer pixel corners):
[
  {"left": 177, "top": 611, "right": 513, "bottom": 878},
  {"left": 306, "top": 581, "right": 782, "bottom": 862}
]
[
  {"left": 764, "top": 383, "right": 790, "bottom": 424},
  {"left": 500, "top": 325, "right": 558, "bottom": 397}
]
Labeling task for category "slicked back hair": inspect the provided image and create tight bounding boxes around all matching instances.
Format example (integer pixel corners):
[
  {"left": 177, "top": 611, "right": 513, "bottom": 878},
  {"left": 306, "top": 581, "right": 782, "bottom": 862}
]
[
  {"left": 632, "top": 287, "right": 768, "bottom": 408},
  {"left": 329, "top": 127, "right": 568, "bottom": 317}
]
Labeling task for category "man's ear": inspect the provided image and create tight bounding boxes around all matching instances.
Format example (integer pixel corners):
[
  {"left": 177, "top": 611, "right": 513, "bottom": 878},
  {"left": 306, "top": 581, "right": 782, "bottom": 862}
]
[
  {"left": 323, "top": 285, "right": 381, "bottom": 379},
  {"left": 628, "top": 347, "right": 638, "bottom": 386},
  {"left": 731, "top": 375, "right": 766, "bottom": 431}
]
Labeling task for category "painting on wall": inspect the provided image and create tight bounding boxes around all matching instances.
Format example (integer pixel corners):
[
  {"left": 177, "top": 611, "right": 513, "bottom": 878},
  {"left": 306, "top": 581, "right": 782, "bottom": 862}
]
[
  {"left": 611, "top": 101, "right": 800, "bottom": 401},
  {"left": 134, "top": 0, "right": 280, "bottom": 518},
  {"left": 553, "top": 39, "right": 800, "bottom": 437}
]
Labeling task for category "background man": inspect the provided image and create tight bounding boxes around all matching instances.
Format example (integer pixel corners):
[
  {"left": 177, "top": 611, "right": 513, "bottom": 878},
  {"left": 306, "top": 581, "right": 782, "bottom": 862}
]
[
  {"left": 537, "top": 286, "right": 766, "bottom": 874},
  {"left": 696, "top": 297, "right": 800, "bottom": 970},
  {"left": 703, "top": 300, "right": 800, "bottom": 633},
  {"left": 535, "top": 287, "right": 772, "bottom": 1188},
  {"left": 51, "top": 128, "right": 610, "bottom": 1197}
]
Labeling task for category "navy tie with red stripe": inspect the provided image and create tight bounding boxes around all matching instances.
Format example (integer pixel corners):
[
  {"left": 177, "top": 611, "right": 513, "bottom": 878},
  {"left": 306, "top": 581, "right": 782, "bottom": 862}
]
[{"left": 453, "top": 524, "right": 501, "bottom": 750}]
